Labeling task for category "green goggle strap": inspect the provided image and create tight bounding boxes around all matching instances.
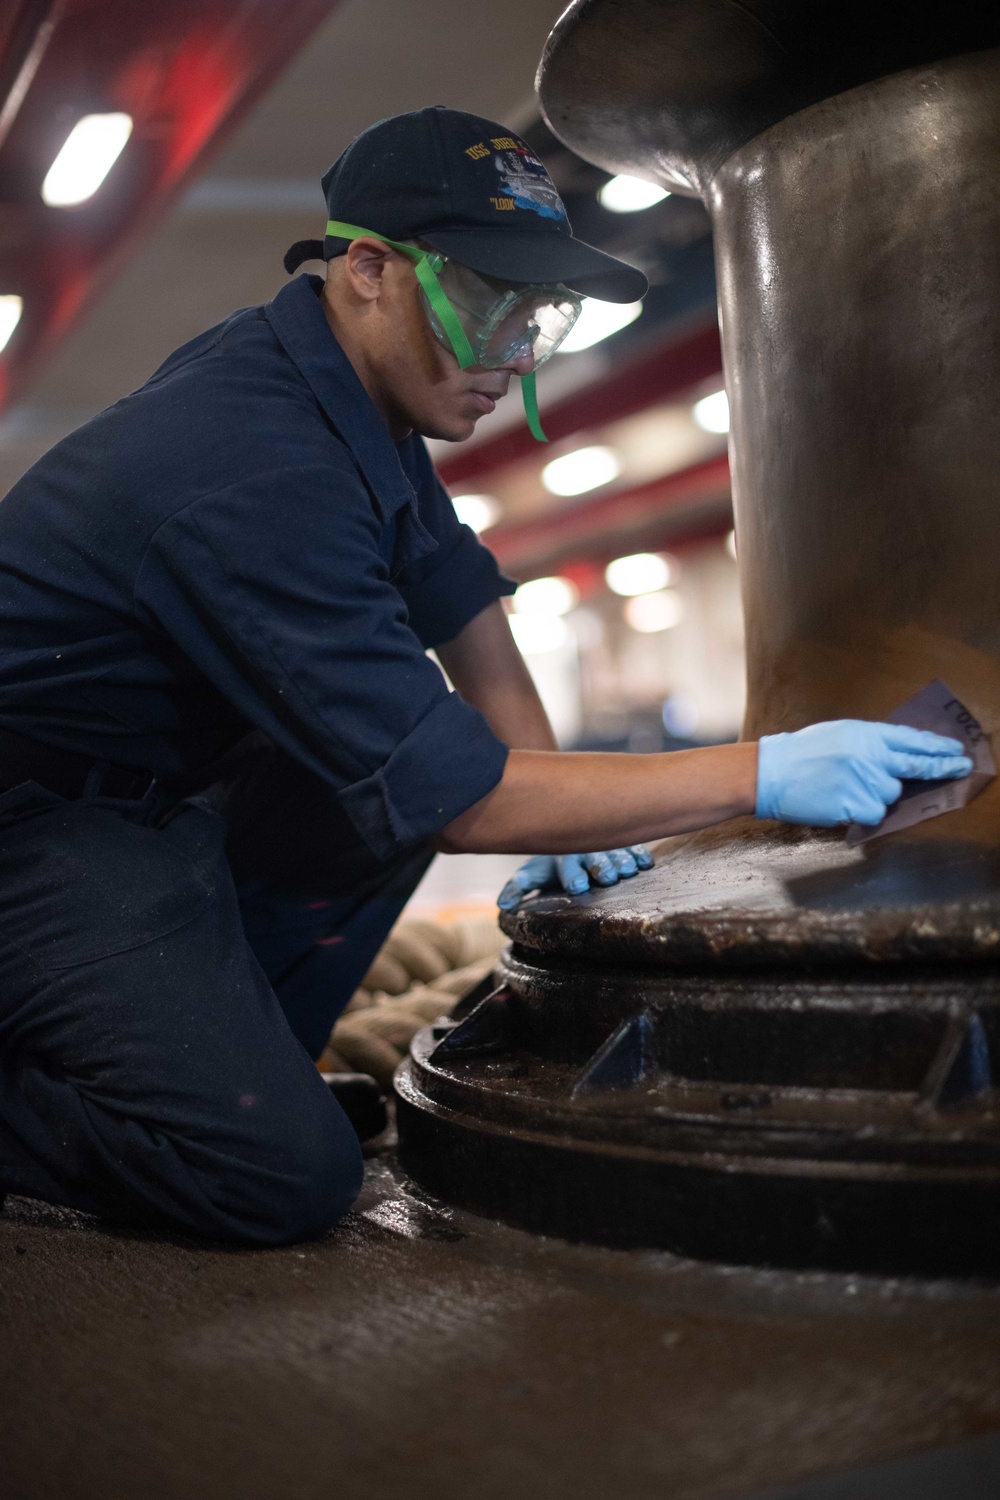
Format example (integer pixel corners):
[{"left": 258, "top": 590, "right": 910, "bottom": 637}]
[
  {"left": 520, "top": 371, "right": 546, "bottom": 443},
  {"left": 325, "top": 219, "right": 547, "bottom": 442}
]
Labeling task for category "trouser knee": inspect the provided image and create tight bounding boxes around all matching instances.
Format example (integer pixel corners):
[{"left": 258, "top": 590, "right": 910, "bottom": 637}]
[
  {"left": 242, "top": 1118, "right": 364, "bottom": 1247},
  {"left": 178, "top": 1092, "right": 365, "bottom": 1248}
]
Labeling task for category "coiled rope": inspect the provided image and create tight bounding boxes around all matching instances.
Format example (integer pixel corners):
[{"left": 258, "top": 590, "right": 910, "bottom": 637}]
[{"left": 317, "top": 916, "right": 504, "bottom": 1087}]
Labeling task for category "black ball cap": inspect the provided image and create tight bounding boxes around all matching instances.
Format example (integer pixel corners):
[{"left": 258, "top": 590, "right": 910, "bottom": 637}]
[{"left": 283, "top": 105, "right": 647, "bottom": 303}]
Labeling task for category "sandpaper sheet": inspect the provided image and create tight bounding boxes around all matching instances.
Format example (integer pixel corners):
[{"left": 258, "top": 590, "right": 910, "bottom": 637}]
[{"left": 845, "top": 678, "right": 995, "bottom": 846}]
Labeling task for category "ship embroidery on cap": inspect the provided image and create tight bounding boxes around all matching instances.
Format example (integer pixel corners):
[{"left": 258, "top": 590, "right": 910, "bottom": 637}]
[
  {"left": 494, "top": 148, "right": 565, "bottom": 220},
  {"left": 465, "top": 135, "right": 566, "bottom": 221}
]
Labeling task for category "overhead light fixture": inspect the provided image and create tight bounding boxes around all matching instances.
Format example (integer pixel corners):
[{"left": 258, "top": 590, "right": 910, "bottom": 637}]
[
  {"left": 542, "top": 445, "right": 620, "bottom": 497},
  {"left": 41, "top": 112, "right": 134, "bottom": 207},
  {"left": 557, "top": 299, "right": 643, "bottom": 354},
  {"left": 451, "top": 493, "right": 500, "bottom": 533},
  {"left": 512, "top": 576, "right": 579, "bottom": 618},
  {"left": 693, "top": 389, "right": 730, "bottom": 434},
  {"left": 0, "top": 294, "right": 24, "bottom": 353},
  {"left": 624, "top": 589, "right": 684, "bottom": 633},
  {"left": 599, "top": 174, "right": 671, "bottom": 213},
  {"left": 508, "top": 613, "right": 569, "bottom": 656},
  {"left": 605, "top": 552, "right": 673, "bottom": 597}
]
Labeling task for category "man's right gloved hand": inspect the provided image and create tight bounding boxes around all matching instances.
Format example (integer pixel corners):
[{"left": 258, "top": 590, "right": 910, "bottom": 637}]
[{"left": 755, "top": 720, "right": 972, "bottom": 827}]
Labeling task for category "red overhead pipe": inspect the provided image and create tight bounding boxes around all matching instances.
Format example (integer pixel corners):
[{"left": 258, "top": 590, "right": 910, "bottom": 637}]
[{"left": 487, "top": 450, "right": 732, "bottom": 576}]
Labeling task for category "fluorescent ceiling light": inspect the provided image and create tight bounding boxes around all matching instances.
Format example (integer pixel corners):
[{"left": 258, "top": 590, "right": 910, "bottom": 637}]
[
  {"left": 605, "top": 552, "right": 672, "bottom": 597},
  {"left": 451, "top": 493, "right": 500, "bottom": 533},
  {"left": 508, "top": 613, "right": 569, "bottom": 656},
  {"left": 624, "top": 589, "right": 685, "bottom": 633},
  {"left": 599, "top": 174, "right": 670, "bottom": 213},
  {"left": 0, "top": 295, "right": 24, "bottom": 352},
  {"left": 513, "top": 576, "right": 579, "bottom": 618},
  {"left": 42, "top": 112, "right": 133, "bottom": 207},
  {"left": 542, "top": 445, "right": 620, "bottom": 497},
  {"left": 693, "top": 389, "right": 730, "bottom": 434},
  {"left": 557, "top": 299, "right": 642, "bottom": 354}
]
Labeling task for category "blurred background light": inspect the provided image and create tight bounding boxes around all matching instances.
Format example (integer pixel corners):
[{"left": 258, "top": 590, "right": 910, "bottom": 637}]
[
  {"left": 569, "top": 606, "right": 604, "bottom": 649},
  {"left": 726, "top": 528, "right": 738, "bottom": 559},
  {"left": 605, "top": 551, "right": 672, "bottom": 597},
  {"left": 662, "top": 691, "right": 700, "bottom": 737},
  {"left": 598, "top": 174, "right": 671, "bottom": 213},
  {"left": 0, "top": 295, "right": 24, "bottom": 353},
  {"left": 624, "top": 589, "right": 685, "bottom": 633},
  {"left": 508, "top": 613, "right": 569, "bottom": 656},
  {"left": 557, "top": 299, "right": 643, "bottom": 353},
  {"left": 692, "top": 388, "right": 730, "bottom": 434},
  {"left": 513, "top": 575, "right": 579, "bottom": 617},
  {"left": 41, "top": 113, "right": 134, "bottom": 207},
  {"left": 451, "top": 493, "right": 500, "bottom": 533},
  {"left": 542, "top": 445, "right": 621, "bottom": 497}
]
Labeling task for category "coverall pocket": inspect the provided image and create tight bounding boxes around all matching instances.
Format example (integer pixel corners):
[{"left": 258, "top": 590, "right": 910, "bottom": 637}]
[{"left": 0, "top": 788, "right": 217, "bottom": 972}]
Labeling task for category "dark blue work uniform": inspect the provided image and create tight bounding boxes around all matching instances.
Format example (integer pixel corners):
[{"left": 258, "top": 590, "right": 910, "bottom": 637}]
[{"left": 0, "top": 273, "right": 512, "bottom": 1243}]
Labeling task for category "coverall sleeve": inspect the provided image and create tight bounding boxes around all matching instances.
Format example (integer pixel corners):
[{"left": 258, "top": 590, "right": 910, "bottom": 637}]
[
  {"left": 394, "top": 436, "right": 517, "bottom": 647},
  {"left": 134, "top": 460, "right": 509, "bottom": 861}
]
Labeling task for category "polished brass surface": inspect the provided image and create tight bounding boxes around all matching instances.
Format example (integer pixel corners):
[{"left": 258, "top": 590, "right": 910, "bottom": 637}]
[
  {"left": 523, "top": 40, "right": 1000, "bottom": 948},
  {"left": 720, "top": 53, "right": 1000, "bottom": 746}
]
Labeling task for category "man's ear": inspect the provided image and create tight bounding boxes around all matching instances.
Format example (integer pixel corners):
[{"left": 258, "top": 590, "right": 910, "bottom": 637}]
[{"left": 342, "top": 237, "right": 394, "bottom": 302}]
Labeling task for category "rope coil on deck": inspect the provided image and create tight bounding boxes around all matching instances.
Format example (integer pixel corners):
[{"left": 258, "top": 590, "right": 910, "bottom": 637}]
[{"left": 318, "top": 916, "right": 504, "bottom": 1087}]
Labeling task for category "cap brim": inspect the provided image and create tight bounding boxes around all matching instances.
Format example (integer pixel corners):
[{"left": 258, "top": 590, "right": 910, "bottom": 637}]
[{"left": 421, "top": 227, "right": 647, "bottom": 303}]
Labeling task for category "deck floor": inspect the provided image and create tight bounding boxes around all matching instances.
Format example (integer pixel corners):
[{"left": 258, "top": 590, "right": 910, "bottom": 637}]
[{"left": 2, "top": 1155, "right": 999, "bottom": 1500}]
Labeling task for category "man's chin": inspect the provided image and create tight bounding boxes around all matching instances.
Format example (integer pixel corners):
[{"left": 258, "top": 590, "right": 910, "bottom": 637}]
[{"left": 418, "top": 413, "right": 479, "bottom": 443}]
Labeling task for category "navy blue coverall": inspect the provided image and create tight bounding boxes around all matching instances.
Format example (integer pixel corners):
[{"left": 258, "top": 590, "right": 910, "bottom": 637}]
[{"left": 0, "top": 272, "right": 513, "bottom": 1243}]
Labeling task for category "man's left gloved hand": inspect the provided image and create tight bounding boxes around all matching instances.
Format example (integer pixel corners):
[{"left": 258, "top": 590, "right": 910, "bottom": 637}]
[{"left": 497, "top": 847, "right": 654, "bottom": 912}]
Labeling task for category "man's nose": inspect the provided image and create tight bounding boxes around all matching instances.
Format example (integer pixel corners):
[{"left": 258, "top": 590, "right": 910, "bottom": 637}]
[{"left": 507, "top": 346, "right": 536, "bottom": 376}]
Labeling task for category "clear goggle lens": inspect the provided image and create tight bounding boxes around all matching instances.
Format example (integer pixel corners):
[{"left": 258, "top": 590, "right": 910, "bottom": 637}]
[{"left": 419, "top": 256, "right": 582, "bottom": 369}]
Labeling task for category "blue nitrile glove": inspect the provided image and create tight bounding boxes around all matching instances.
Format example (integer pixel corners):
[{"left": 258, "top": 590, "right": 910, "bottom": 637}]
[
  {"left": 498, "top": 847, "right": 654, "bottom": 911},
  {"left": 755, "top": 720, "right": 973, "bottom": 827}
]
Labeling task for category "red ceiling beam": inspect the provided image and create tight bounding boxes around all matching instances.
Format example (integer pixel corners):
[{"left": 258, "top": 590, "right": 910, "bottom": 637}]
[
  {"left": 437, "top": 317, "right": 723, "bottom": 490},
  {"left": 0, "top": 0, "right": 340, "bottom": 408},
  {"left": 487, "top": 450, "right": 732, "bottom": 576}
]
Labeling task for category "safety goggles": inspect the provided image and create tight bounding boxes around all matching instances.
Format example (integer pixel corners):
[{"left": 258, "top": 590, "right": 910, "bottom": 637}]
[{"left": 326, "top": 220, "right": 584, "bottom": 441}]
